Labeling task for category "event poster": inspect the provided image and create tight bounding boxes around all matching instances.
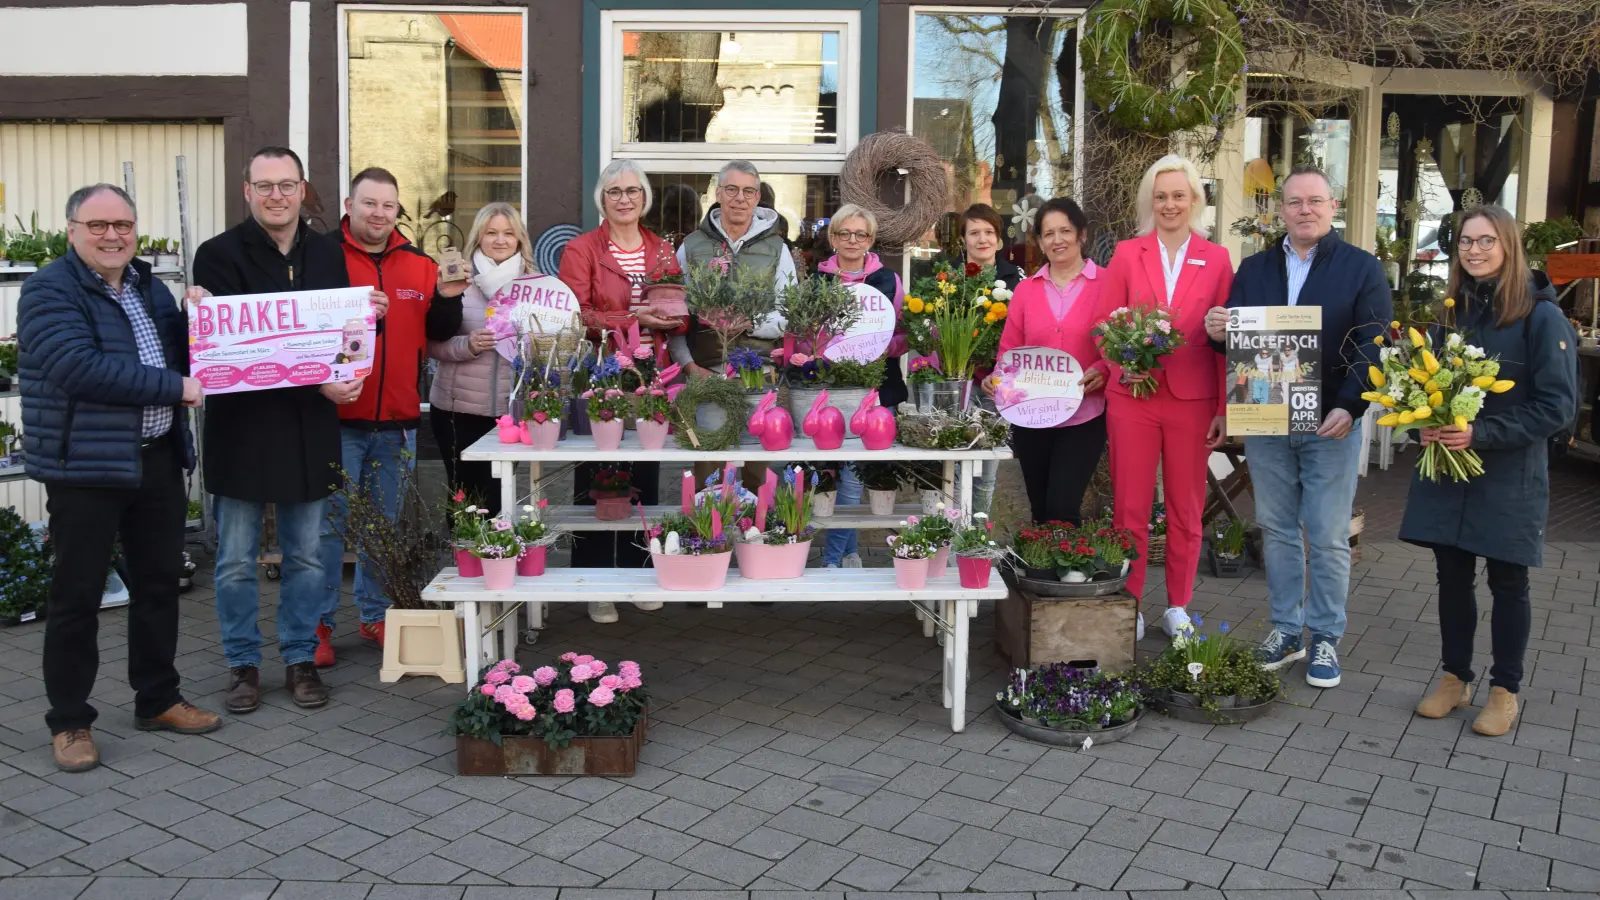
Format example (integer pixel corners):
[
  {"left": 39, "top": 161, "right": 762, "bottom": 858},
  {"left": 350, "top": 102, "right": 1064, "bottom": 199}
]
[
  {"left": 1225, "top": 306, "right": 1323, "bottom": 435},
  {"left": 822, "top": 283, "right": 895, "bottom": 363},
  {"left": 189, "top": 286, "right": 375, "bottom": 394},
  {"left": 992, "top": 345, "right": 1085, "bottom": 428},
  {"left": 493, "top": 274, "right": 582, "bottom": 360}
]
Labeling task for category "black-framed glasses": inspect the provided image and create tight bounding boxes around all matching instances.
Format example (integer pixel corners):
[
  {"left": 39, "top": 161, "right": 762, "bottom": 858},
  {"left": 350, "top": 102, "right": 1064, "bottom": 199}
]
[
  {"left": 250, "top": 180, "right": 302, "bottom": 197},
  {"left": 70, "top": 219, "right": 135, "bottom": 236},
  {"left": 719, "top": 185, "right": 760, "bottom": 201},
  {"left": 603, "top": 186, "right": 644, "bottom": 202},
  {"left": 1458, "top": 235, "right": 1498, "bottom": 251}
]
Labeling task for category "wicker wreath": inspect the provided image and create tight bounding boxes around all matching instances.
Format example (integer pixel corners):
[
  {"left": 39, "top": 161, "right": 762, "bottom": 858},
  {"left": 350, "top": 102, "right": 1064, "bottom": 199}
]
[
  {"left": 839, "top": 130, "right": 948, "bottom": 248},
  {"left": 669, "top": 376, "right": 752, "bottom": 452},
  {"left": 1080, "top": 0, "right": 1246, "bottom": 137}
]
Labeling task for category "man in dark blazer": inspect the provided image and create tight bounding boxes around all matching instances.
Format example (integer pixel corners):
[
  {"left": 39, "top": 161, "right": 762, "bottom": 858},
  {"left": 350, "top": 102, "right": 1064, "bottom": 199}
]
[
  {"left": 1205, "top": 164, "right": 1392, "bottom": 692},
  {"left": 192, "top": 147, "right": 383, "bottom": 715},
  {"left": 19, "top": 184, "right": 221, "bottom": 772}
]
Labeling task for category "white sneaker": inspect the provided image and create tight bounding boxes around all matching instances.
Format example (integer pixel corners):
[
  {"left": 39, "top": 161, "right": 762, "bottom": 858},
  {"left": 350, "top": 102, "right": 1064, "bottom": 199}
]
[
  {"left": 825, "top": 563, "right": 840, "bottom": 569},
  {"left": 1137, "top": 612, "right": 1146, "bottom": 641},
  {"left": 588, "top": 601, "right": 619, "bottom": 624},
  {"left": 1162, "top": 606, "right": 1193, "bottom": 639},
  {"left": 632, "top": 601, "right": 664, "bottom": 611},
  {"left": 842, "top": 553, "right": 863, "bottom": 569}
]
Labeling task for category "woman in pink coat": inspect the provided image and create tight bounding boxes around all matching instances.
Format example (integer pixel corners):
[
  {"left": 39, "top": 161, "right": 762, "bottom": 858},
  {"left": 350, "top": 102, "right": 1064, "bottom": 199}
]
[
  {"left": 988, "top": 197, "right": 1109, "bottom": 525},
  {"left": 1096, "top": 155, "right": 1232, "bottom": 642}
]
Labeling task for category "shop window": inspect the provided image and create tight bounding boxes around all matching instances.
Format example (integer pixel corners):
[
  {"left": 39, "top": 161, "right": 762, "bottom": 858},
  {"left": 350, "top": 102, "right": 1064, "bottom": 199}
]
[
  {"left": 1235, "top": 78, "right": 1354, "bottom": 258},
  {"left": 342, "top": 8, "right": 526, "bottom": 257},
  {"left": 643, "top": 171, "right": 840, "bottom": 267},
  {"left": 907, "top": 9, "right": 1081, "bottom": 281}
]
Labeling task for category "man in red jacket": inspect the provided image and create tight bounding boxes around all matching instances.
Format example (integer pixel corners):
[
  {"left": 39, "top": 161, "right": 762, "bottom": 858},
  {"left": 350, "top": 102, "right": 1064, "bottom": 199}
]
[{"left": 317, "top": 167, "right": 465, "bottom": 665}]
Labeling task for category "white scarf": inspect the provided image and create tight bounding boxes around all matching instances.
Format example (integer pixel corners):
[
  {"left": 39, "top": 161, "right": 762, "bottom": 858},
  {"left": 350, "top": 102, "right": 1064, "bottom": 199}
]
[{"left": 473, "top": 250, "right": 524, "bottom": 301}]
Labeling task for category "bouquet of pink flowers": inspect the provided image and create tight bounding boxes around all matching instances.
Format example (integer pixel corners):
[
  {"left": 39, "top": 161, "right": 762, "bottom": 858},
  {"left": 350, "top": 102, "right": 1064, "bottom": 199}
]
[
  {"left": 1094, "top": 304, "right": 1186, "bottom": 399},
  {"left": 450, "top": 654, "right": 649, "bottom": 749}
]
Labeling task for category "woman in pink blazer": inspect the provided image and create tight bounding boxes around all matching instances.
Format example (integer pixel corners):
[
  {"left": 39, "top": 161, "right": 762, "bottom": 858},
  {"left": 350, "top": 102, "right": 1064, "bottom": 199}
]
[
  {"left": 1098, "top": 155, "right": 1232, "bottom": 642},
  {"left": 988, "top": 198, "right": 1109, "bottom": 525}
]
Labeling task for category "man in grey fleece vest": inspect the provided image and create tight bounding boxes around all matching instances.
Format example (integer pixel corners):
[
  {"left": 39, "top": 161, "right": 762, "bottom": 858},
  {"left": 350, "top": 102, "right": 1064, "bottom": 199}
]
[{"left": 670, "top": 160, "right": 796, "bottom": 377}]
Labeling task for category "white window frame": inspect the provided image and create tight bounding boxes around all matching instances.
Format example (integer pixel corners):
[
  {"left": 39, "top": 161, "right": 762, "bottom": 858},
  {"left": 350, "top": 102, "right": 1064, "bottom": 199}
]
[
  {"left": 600, "top": 7, "right": 861, "bottom": 169},
  {"left": 906, "top": 5, "right": 1088, "bottom": 203},
  {"left": 336, "top": 4, "right": 530, "bottom": 210}
]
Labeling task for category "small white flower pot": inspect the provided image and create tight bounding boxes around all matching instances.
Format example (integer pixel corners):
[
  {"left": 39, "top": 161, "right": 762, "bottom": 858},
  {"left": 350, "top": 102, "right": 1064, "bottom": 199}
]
[
  {"left": 867, "top": 489, "right": 897, "bottom": 516},
  {"left": 1061, "top": 570, "right": 1089, "bottom": 583},
  {"left": 1121, "top": 560, "right": 1130, "bottom": 576},
  {"left": 919, "top": 489, "right": 942, "bottom": 515},
  {"left": 813, "top": 491, "right": 837, "bottom": 518}
]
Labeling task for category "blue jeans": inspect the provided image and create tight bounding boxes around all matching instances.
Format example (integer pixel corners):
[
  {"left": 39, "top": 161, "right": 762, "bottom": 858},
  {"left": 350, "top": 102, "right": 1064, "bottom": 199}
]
[
  {"left": 214, "top": 496, "right": 326, "bottom": 668},
  {"left": 1245, "top": 432, "right": 1363, "bottom": 641},
  {"left": 319, "top": 427, "right": 416, "bottom": 626},
  {"left": 822, "top": 465, "right": 863, "bottom": 565},
  {"left": 1251, "top": 378, "right": 1270, "bottom": 404}
]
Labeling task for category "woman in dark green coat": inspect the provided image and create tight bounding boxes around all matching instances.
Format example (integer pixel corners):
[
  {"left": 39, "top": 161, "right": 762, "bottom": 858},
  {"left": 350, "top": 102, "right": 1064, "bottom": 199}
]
[{"left": 1406, "top": 205, "right": 1578, "bottom": 737}]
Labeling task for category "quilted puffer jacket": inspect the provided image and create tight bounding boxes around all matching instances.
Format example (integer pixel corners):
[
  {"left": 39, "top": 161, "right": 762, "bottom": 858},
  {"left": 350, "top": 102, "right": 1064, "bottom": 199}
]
[{"left": 428, "top": 275, "right": 522, "bottom": 418}]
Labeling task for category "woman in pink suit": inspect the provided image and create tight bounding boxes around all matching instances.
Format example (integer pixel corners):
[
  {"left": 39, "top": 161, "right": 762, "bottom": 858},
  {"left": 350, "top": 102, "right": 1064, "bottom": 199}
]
[
  {"left": 1098, "top": 155, "right": 1232, "bottom": 641},
  {"left": 987, "top": 197, "right": 1109, "bottom": 526}
]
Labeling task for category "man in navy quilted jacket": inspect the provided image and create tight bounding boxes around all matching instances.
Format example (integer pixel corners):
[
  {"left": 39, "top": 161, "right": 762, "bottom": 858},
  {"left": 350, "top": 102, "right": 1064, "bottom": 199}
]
[{"left": 17, "top": 184, "right": 222, "bottom": 774}]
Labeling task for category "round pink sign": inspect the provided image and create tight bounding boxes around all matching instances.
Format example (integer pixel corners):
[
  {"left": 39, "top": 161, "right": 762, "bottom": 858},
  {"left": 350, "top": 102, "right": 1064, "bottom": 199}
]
[{"left": 993, "top": 346, "right": 1085, "bottom": 428}]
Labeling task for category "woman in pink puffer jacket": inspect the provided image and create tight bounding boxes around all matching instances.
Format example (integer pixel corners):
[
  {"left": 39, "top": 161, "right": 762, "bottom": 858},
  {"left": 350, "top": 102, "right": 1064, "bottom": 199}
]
[{"left": 428, "top": 202, "right": 537, "bottom": 517}]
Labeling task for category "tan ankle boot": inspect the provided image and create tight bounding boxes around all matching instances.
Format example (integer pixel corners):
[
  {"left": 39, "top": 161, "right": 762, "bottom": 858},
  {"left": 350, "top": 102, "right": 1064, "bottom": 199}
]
[
  {"left": 1416, "top": 673, "right": 1471, "bottom": 718},
  {"left": 1472, "top": 686, "right": 1519, "bottom": 736}
]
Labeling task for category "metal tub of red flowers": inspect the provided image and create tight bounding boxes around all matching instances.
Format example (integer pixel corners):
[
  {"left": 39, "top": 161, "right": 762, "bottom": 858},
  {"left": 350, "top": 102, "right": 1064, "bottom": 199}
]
[
  {"left": 993, "top": 662, "right": 1144, "bottom": 746},
  {"left": 1011, "top": 519, "right": 1137, "bottom": 598},
  {"left": 1139, "top": 617, "right": 1280, "bottom": 725},
  {"left": 451, "top": 655, "right": 649, "bottom": 776}
]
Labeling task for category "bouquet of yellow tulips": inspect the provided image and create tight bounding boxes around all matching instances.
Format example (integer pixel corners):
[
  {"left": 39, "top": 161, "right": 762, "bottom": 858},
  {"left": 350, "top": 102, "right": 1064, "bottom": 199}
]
[
  {"left": 1364, "top": 305, "right": 1514, "bottom": 482},
  {"left": 905, "top": 262, "right": 1011, "bottom": 381}
]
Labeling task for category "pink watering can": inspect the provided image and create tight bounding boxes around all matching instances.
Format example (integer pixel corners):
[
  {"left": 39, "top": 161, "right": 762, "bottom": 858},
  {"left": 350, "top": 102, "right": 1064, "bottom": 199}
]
[
  {"left": 850, "top": 389, "right": 897, "bottom": 450},
  {"left": 802, "top": 389, "right": 845, "bottom": 450},
  {"left": 495, "top": 414, "right": 522, "bottom": 443},
  {"left": 747, "top": 390, "right": 794, "bottom": 451}
]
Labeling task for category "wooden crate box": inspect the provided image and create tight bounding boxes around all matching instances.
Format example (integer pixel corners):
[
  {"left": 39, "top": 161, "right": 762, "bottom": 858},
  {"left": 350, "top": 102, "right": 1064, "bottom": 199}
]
[{"left": 994, "top": 575, "right": 1138, "bottom": 672}]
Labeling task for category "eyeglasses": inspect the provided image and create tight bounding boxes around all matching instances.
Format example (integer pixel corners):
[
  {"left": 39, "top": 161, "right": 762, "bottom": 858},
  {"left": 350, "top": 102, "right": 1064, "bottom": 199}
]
[
  {"left": 70, "top": 219, "right": 136, "bottom": 236},
  {"left": 832, "top": 229, "right": 872, "bottom": 243},
  {"left": 1282, "top": 197, "right": 1331, "bottom": 211},
  {"left": 1458, "top": 235, "right": 1498, "bottom": 251},
  {"left": 603, "top": 186, "right": 644, "bottom": 202},
  {"left": 250, "top": 180, "right": 302, "bottom": 197},
  {"left": 719, "top": 185, "right": 760, "bottom": 201}
]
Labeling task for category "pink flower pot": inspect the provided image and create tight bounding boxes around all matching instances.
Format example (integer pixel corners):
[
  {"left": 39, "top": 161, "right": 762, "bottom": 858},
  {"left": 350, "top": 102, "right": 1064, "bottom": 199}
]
[
  {"left": 591, "top": 417, "right": 624, "bottom": 451},
  {"left": 481, "top": 556, "right": 517, "bottom": 590},
  {"left": 455, "top": 548, "right": 483, "bottom": 577},
  {"left": 893, "top": 556, "right": 931, "bottom": 590},
  {"left": 517, "top": 545, "right": 547, "bottom": 577},
  {"left": 527, "top": 420, "right": 561, "bottom": 450},
  {"left": 636, "top": 418, "right": 669, "bottom": 450},
  {"left": 957, "top": 555, "right": 993, "bottom": 589},
  {"left": 651, "top": 551, "right": 732, "bottom": 591},
  {"left": 643, "top": 283, "right": 688, "bottom": 318},
  {"left": 592, "top": 494, "right": 633, "bottom": 521},
  {"left": 734, "top": 539, "right": 811, "bottom": 580},
  {"left": 931, "top": 544, "right": 950, "bottom": 576}
]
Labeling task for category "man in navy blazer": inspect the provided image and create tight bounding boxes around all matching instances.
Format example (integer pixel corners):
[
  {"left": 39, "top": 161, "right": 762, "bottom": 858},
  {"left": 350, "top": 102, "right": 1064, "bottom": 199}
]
[{"left": 1205, "top": 164, "right": 1392, "bottom": 691}]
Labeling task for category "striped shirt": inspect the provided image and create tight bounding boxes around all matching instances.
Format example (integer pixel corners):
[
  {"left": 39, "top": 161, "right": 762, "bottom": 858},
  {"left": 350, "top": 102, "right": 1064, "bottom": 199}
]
[
  {"left": 93, "top": 266, "right": 173, "bottom": 440},
  {"left": 1283, "top": 237, "right": 1316, "bottom": 306},
  {"left": 608, "top": 239, "right": 654, "bottom": 348}
]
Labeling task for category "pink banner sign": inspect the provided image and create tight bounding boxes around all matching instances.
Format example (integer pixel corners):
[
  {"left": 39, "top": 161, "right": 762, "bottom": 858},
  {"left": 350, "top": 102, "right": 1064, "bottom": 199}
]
[
  {"left": 993, "top": 345, "right": 1084, "bottom": 428},
  {"left": 822, "top": 283, "right": 895, "bottom": 363},
  {"left": 189, "top": 286, "right": 375, "bottom": 394},
  {"left": 495, "top": 274, "right": 582, "bottom": 360}
]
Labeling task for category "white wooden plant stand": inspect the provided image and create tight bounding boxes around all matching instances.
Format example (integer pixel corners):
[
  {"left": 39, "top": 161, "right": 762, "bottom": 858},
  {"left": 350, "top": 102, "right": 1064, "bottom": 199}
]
[{"left": 420, "top": 433, "right": 1013, "bottom": 732}]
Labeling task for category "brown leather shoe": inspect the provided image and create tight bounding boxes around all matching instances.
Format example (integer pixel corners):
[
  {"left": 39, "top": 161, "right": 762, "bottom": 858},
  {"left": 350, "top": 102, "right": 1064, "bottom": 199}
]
[
  {"left": 52, "top": 729, "right": 99, "bottom": 773},
  {"left": 1416, "top": 673, "right": 1472, "bottom": 719},
  {"left": 137, "top": 701, "right": 223, "bottom": 735},
  {"left": 286, "top": 662, "right": 329, "bottom": 709},
  {"left": 226, "top": 666, "right": 260, "bottom": 714}
]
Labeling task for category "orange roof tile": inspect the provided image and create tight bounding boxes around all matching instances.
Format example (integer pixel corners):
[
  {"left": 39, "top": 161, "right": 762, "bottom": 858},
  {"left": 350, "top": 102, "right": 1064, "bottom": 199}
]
[{"left": 439, "top": 13, "right": 522, "bottom": 72}]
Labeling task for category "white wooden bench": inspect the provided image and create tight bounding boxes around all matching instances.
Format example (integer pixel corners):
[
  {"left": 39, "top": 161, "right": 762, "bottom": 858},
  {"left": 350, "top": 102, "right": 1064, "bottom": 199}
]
[{"left": 422, "top": 567, "right": 1005, "bottom": 732}]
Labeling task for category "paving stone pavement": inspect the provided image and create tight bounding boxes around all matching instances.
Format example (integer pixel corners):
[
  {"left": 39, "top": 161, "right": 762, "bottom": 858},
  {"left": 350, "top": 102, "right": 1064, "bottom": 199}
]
[{"left": 6, "top": 500, "right": 1600, "bottom": 895}]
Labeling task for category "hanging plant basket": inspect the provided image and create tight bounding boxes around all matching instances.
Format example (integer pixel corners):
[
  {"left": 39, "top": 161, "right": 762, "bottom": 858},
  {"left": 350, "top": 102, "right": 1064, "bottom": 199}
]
[{"left": 1079, "top": 0, "right": 1247, "bottom": 137}]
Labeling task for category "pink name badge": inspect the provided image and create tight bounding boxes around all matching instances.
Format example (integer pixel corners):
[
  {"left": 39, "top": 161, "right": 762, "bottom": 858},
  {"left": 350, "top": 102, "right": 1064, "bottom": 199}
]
[
  {"left": 992, "top": 346, "right": 1085, "bottom": 428},
  {"left": 822, "top": 283, "right": 896, "bottom": 363}
]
